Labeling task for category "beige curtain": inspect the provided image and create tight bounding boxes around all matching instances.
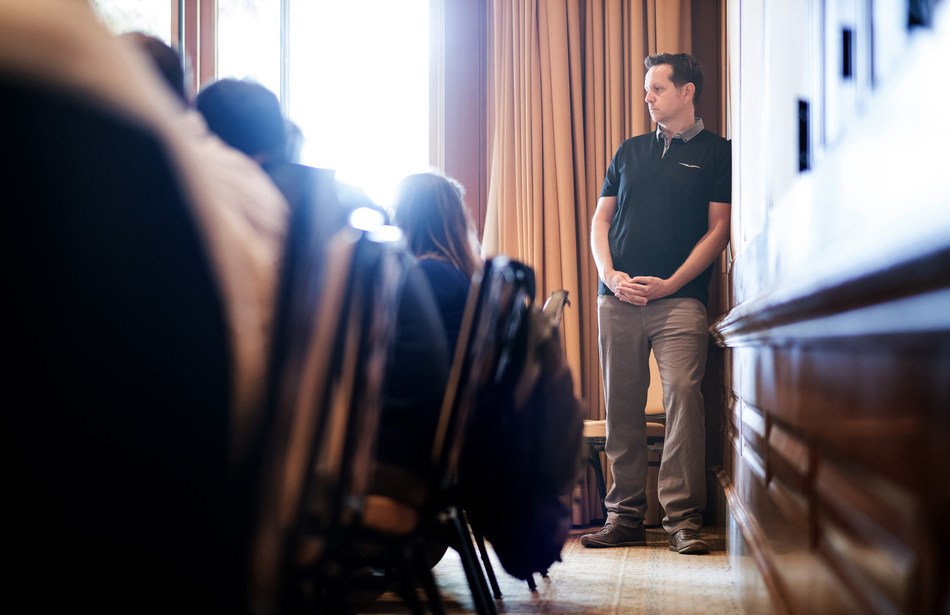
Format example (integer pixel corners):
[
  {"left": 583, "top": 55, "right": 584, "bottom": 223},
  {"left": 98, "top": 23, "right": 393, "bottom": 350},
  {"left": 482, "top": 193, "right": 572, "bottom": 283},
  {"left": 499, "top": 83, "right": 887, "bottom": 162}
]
[{"left": 483, "top": 0, "right": 691, "bottom": 525}]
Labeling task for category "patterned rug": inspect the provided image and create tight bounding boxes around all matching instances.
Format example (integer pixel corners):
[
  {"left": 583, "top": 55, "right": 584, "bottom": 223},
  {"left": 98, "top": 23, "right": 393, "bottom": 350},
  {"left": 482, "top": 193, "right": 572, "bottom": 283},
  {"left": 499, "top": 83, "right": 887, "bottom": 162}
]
[{"left": 353, "top": 526, "right": 743, "bottom": 614}]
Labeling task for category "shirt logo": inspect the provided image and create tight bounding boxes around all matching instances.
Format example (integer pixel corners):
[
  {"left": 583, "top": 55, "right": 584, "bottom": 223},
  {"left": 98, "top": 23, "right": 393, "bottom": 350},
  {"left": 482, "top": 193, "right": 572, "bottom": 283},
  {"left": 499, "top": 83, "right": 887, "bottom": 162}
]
[{"left": 678, "top": 162, "right": 701, "bottom": 169}]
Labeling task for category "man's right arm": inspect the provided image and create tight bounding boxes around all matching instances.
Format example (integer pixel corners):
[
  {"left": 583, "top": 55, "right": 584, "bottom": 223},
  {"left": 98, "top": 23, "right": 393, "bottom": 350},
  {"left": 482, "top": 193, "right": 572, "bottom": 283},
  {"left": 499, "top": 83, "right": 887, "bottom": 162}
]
[{"left": 591, "top": 196, "right": 635, "bottom": 300}]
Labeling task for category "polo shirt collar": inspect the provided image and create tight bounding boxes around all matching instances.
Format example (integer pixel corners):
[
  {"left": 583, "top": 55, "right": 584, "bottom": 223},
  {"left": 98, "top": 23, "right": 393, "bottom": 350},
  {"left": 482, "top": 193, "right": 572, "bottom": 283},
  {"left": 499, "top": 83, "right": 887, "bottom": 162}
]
[{"left": 656, "top": 118, "right": 704, "bottom": 144}]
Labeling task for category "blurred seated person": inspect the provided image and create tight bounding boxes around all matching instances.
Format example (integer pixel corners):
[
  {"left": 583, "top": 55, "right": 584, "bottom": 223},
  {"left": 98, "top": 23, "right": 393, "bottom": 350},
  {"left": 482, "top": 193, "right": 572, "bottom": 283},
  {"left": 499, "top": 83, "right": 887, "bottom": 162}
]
[
  {"left": 2, "top": 5, "right": 289, "bottom": 610},
  {"left": 194, "top": 78, "right": 384, "bottom": 226},
  {"left": 193, "top": 77, "right": 450, "bottom": 505},
  {"left": 392, "top": 172, "right": 483, "bottom": 360},
  {"left": 122, "top": 32, "right": 289, "bottom": 466}
]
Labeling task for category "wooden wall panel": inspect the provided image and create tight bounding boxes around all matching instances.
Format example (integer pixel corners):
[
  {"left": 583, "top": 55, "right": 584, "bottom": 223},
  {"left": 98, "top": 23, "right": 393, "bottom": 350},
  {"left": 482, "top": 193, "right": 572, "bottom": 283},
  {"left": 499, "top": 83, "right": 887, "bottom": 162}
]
[
  {"left": 815, "top": 459, "right": 923, "bottom": 613},
  {"left": 717, "top": 1, "right": 950, "bottom": 613},
  {"left": 720, "top": 322, "right": 950, "bottom": 614},
  {"left": 721, "top": 339, "right": 947, "bottom": 614}
]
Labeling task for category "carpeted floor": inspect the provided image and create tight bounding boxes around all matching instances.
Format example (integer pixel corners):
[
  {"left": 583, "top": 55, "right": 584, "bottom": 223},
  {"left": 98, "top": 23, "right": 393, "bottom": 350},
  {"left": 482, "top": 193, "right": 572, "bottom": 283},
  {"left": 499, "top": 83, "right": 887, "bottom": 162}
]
[{"left": 353, "top": 526, "right": 743, "bottom": 614}]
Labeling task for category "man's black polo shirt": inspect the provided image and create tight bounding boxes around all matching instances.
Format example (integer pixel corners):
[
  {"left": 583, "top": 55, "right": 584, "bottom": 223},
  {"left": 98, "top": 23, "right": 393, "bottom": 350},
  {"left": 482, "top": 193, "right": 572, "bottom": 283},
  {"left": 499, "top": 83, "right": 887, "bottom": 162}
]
[{"left": 598, "top": 120, "right": 731, "bottom": 304}]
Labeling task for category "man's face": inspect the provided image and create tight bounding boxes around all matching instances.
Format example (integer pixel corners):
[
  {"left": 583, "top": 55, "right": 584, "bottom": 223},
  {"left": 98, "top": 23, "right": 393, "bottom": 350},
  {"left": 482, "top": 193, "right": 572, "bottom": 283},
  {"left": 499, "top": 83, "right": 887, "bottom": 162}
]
[{"left": 644, "top": 64, "right": 691, "bottom": 128}]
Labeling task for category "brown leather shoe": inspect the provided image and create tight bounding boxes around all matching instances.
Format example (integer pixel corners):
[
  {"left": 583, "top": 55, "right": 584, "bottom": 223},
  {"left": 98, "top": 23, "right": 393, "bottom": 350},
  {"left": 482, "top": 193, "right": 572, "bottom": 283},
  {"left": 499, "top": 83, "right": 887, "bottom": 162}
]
[
  {"left": 580, "top": 523, "right": 646, "bottom": 548},
  {"left": 669, "top": 528, "right": 709, "bottom": 554}
]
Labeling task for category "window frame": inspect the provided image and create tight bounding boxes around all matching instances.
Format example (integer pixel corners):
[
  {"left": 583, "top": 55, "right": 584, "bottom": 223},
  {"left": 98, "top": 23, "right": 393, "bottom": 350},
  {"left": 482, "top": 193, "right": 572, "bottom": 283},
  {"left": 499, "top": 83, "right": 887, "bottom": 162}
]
[
  {"left": 173, "top": 0, "right": 215, "bottom": 95},
  {"left": 172, "top": 0, "right": 486, "bottom": 229}
]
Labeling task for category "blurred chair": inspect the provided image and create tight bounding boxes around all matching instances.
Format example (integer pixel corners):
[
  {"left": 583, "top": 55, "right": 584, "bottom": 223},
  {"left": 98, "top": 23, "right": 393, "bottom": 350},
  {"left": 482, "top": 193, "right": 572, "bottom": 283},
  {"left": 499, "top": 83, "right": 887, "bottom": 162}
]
[
  {"left": 267, "top": 256, "right": 562, "bottom": 615},
  {"left": 462, "top": 274, "right": 583, "bottom": 598},
  {"left": 249, "top": 211, "right": 409, "bottom": 614},
  {"left": 447, "top": 258, "right": 543, "bottom": 611},
  {"left": 425, "top": 257, "right": 515, "bottom": 615},
  {"left": 319, "top": 254, "right": 514, "bottom": 615},
  {"left": 3, "top": 76, "right": 233, "bottom": 610},
  {"left": 542, "top": 289, "right": 571, "bottom": 328},
  {"left": 472, "top": 288, "right": 571, "bottom": 593}
]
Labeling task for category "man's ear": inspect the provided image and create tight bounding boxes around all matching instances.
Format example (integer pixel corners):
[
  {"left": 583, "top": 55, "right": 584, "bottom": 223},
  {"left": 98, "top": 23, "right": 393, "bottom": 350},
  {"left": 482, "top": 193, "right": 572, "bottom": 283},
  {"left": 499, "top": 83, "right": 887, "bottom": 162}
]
[{"left": 682, "top": 82, "right": 695, "bottom": 102}]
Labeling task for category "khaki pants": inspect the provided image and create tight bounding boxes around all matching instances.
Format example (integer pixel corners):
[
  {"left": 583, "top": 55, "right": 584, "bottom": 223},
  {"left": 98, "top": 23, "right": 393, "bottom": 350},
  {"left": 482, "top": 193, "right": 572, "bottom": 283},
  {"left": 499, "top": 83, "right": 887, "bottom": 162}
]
[{"left": 597, "top": 295, "right": 708, "bottom": 534}]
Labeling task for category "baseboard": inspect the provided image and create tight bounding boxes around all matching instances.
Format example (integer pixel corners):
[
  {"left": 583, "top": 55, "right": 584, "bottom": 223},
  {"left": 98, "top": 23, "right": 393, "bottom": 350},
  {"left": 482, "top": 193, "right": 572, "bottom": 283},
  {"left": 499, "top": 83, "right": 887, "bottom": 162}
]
[{"left": 716, "top": 468, "right": 786, "bottom": 615}]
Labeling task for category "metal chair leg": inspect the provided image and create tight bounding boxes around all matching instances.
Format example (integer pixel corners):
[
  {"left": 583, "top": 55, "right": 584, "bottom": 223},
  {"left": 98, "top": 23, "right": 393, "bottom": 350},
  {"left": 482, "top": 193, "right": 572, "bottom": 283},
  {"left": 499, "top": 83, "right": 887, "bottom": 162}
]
[
  {"left": 409, "top": 538, "right": 447, "bottom": 615},
  {"left": 448, "top": 509, "right": 497, "bottom": 615},
  {"left": 466, "top": 513, "right": 503, "bottom": 600},
  {"left": 587, "top": 443, "right": 608, "bottom": 520},
  {"left": 526, "top": 573, "right": 537, "bottom": 591}
]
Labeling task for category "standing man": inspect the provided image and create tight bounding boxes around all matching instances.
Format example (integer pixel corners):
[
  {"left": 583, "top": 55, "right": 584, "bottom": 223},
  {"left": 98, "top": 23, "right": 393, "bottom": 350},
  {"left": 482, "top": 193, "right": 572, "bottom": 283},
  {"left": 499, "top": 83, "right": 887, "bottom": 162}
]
[{"left": 581, "top": 53, "right": 731, "bottom": 554}]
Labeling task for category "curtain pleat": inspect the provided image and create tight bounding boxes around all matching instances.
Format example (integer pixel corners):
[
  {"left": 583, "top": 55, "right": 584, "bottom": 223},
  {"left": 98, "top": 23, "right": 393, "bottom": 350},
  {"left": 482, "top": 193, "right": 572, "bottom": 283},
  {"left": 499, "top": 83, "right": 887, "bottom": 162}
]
[{"left": 484, "top": 0, "right": 691, "bottom": 525}]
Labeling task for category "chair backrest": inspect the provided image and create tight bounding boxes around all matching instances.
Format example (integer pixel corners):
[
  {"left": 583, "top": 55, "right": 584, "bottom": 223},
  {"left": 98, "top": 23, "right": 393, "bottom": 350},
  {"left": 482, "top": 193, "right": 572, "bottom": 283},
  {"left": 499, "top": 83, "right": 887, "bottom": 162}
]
[
  {"left": 454, "top": 264, "right": 585, "bottom": 581},
  {"left": 542, "top": 290, "right": 570, "bottom": 329},
  {"left": 250, "top": 216, "right": 408, "bottom": 611},
  {"left": 430, "top": 256, "right": 535, "bottom": 494},
  {"left": 2, "top": 76, "right": 233, "bottom": 610},
  {"left": 304, "top": 225, "right": 410, "bottom": 534},
  {"left": 429, "top": 264, "right": 484, "bottom": 488}
]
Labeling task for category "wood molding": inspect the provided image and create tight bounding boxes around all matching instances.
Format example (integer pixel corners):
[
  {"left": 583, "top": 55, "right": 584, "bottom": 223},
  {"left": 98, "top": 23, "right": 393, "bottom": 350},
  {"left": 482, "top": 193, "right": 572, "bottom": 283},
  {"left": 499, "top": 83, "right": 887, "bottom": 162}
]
[
  {"left": 714, "top": 245, "right": 950, "bottom": 348},
  {"left": 717, "top": 467, "right": 791, "bottom": 615}
]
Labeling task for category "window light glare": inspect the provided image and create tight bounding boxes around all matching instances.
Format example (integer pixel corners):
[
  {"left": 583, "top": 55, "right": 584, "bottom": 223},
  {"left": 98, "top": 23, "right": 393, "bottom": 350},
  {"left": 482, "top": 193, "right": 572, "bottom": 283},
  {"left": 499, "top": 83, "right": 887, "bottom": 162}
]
[{"left": 288, "top": 0, "right": 430, "bottom": 210}]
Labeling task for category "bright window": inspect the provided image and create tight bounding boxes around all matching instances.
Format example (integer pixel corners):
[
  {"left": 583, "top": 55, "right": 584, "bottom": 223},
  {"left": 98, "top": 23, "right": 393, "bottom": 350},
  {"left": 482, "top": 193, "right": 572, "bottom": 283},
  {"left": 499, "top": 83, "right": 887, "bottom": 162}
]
[
  {"left": 287, "top": 0, "right": 431, "bottom": 209},
  {"left": 90, "top": 0, "right": 172, "bottom": 43},
  {"left": 216, "top": 0, "right": 281, "bottom": 95},
  {"left": 101, "top": 0, "right": 433, "bottom": 210}
]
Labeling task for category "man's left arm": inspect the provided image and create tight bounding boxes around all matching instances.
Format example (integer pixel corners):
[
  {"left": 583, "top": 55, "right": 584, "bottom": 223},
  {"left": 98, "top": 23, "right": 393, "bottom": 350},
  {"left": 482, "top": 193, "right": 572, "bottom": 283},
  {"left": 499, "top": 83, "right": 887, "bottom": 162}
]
[{"left": 628, "top": 201, "right": 731, "bottom": 303}]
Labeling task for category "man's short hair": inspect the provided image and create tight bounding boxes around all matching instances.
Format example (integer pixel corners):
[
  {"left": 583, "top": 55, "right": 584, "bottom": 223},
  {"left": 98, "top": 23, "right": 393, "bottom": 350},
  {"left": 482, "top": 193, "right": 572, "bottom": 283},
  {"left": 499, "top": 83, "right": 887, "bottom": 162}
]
[
  {"left": 195, "top": 79, "right": 285, "bottom": 160},
  {"left": 644, "top": 52, "right": 703, "bottom": 104}
]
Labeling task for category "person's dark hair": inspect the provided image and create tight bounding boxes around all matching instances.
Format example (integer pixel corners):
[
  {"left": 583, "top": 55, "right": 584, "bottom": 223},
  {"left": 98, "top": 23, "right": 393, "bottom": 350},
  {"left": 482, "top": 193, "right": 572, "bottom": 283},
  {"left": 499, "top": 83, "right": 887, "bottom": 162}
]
[
  {"left": 195, "top": 78, "right": 286, "bottom": 161},
  {"left": 644, "top": 52, "right": 703, "bottom": 104},
  {"left": 393, "top": 172, "right": 482, "bottom": 278},
  {"left": 122, "top": 32, "right": 189, "bottom": 103}
]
